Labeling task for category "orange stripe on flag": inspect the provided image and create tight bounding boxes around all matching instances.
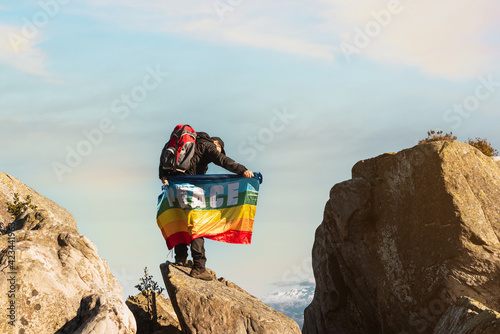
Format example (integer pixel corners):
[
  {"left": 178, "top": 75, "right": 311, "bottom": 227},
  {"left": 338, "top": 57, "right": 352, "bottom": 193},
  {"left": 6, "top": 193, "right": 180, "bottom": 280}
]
[{"left": 191, "top": 217, "right": 254, "bottom": 236}]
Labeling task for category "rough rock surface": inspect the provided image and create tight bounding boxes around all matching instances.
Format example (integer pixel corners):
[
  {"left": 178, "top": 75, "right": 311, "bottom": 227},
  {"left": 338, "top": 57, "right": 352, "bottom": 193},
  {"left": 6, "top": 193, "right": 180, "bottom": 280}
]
[
  {"left": 433, "top": 296, "right": 500, "bottom": 334},
  {"left": 0, "top": 172, "right": 77, "bottom": 230},
  {"left": 160, "top": 262, "right": 302, "bottom": 334},
  {"left": 126, "top": 291, "right": 181, "bottom": 334},
  {"left": 493, "top": 156, "right": 500, "bottom": 168},
  {"left": 303, "top": 141, "right": 500, "bottom": 334},
  {"left": 0, "top": 173, "right": 136, "bottom": 334}
]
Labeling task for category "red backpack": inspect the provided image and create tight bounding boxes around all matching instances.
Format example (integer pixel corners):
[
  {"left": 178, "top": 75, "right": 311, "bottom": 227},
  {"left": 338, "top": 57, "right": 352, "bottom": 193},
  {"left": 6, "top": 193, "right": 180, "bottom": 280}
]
[{"left": 160, "top": 124, "right": 197, "bottom": 174}]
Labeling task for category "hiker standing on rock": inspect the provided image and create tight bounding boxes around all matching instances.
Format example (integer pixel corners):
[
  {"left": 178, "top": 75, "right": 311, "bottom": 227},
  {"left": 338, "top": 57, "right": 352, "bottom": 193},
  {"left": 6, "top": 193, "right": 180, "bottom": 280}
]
[{"left": 159, "top": 126, "right": 253, "bottom": 280}]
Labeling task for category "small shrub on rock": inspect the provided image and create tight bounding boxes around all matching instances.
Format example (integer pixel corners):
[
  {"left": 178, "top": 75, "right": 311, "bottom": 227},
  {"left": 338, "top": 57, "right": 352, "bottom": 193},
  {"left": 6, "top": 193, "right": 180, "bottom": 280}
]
[
  {"left": 135, "top": 267, "right": 164, "bottom": 296},
  {"left": 6, "top": 193, "right": 37, "bottom": 219},
  {"left": 418, "top": 130, "right": 457, "bottom": 144},
  {"left": 468, "top": 137, "right": 499, "bottom": 157},
  {"left": 133, "top": 267, "right": 165, "bottom": 320},
  {"left": 418, "top": 131, "right": 498, "bottom": 158}
]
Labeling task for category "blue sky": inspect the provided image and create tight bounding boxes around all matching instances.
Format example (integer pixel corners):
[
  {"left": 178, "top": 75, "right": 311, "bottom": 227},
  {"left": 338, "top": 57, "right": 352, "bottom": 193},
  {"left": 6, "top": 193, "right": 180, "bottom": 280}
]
[{"left": 1, "top": 0, "right": 500, "bottom": 299}]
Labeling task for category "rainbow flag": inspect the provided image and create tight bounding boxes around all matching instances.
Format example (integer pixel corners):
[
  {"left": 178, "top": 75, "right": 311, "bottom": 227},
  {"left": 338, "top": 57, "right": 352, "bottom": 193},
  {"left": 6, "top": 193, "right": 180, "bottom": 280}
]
[{"left": 156, "top": 173, "right": 263, "bottom": 249}]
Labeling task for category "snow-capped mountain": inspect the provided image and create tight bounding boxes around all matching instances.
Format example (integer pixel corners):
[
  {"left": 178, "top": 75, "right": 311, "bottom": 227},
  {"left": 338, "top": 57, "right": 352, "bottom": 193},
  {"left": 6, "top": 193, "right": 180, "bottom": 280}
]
[{"left": 261, "top": 285, "right": 315, "bottom": 329}]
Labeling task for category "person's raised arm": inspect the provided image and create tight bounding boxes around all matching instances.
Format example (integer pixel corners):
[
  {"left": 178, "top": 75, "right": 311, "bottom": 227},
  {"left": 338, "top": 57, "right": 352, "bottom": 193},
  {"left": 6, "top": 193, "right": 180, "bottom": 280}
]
[{"left": 207, "top": 144, "right": 250, "bottom": 176}]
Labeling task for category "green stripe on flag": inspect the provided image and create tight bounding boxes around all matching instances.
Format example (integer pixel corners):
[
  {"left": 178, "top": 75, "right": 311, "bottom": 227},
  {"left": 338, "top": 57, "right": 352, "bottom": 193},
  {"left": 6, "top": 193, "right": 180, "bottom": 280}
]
[{"left": 157, "top": 190, "right": 259, "bottom": 216}]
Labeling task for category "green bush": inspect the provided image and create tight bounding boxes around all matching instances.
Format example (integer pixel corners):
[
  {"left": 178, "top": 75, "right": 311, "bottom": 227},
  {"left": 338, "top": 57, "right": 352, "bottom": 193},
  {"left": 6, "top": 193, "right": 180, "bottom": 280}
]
[
  {"left": 135, "top": 267, "right": 164, "bottom": 295},
  {"left": 6, "top": 193, "right": 37, "bottom": 219},
  {"left": 131, "top": 267, "right": 165, "bottom": 320},
  {"left": 468, "top": 137, "right": 499, "bottom": 157}
]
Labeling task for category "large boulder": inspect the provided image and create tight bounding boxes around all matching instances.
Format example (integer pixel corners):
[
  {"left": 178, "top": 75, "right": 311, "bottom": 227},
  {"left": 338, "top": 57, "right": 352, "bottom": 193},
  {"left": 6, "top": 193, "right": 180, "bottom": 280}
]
[
  {"left": 303, "top": 141, "right": 500, "bottom": 334},
  {"left": 0, "top": 173, "right": 136, "bottom": 334},
  {"left": 160, "top": 262, "right": 302, "bottom": 334}
]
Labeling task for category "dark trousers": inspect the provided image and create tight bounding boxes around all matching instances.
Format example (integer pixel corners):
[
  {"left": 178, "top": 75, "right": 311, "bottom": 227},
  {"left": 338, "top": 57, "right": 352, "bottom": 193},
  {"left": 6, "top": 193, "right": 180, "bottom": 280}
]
[{"left": 174, "top": 237, "right": 206, "bottom": 268}]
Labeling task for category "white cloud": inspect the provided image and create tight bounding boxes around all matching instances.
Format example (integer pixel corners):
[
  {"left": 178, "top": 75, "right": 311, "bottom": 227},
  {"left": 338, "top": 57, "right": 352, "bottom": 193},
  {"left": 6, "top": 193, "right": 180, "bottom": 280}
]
[
  {"left": 0, "top": 24, "right": 49, "bottom": 76},
  {"left": 224, "top": 28, "right": 334, "bottom": 60},
  {"left": 181, "top": 17, "right": 335, "bottom": 60},
  {"left": 7, "top": 0, "right": 497, "bottom": 79},
  {"left": 85, "top": 0, "right": 213, "bottom": 19},
  {"left": 327, "top": 0, "right": 500, "bottom": 78},
  {"left": 85, "top": 0, "right": 500, "bottom": 78},
  {"left": 80, "top": 0, "right": 337, "bottom": 61}
]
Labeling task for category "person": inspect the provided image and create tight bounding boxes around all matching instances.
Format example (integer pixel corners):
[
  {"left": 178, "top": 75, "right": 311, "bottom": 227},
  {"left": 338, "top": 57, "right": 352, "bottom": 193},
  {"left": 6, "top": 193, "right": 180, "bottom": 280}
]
[{"left": 159, "top": 131, "right": 254, "bottom": 280}]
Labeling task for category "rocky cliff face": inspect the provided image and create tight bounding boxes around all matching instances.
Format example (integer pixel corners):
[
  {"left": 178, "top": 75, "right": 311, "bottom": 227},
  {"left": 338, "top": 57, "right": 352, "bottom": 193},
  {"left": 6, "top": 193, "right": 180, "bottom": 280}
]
[
  {"left": 0, "top": 172, "right": 136, "bottom": 334},
  {"left": 160, "top": 262, "right": 302, "bottom": 334},
  {"left": 303, "top": 141, "right": 500, "bottom": 334}
]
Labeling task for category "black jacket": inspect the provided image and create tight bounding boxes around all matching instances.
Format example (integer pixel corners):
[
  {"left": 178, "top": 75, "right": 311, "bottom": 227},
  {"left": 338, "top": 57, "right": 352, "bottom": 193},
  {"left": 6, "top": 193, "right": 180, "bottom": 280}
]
[{"left": 159, "top": 132, "right": 247, "bottom": 178}]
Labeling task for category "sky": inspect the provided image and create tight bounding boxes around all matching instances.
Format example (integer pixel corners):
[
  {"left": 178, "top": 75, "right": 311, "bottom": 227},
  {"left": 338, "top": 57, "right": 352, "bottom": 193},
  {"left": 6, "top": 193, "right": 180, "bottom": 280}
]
[{"left": 1, "top": 1, "right": 500, "bottom": 300}]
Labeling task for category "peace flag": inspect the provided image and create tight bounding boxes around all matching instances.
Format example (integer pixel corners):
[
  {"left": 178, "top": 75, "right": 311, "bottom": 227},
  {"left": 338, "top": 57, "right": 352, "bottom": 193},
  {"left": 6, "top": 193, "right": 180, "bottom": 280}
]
[{"left": 156, "top": 173, "right": 263, "bottom": 249}]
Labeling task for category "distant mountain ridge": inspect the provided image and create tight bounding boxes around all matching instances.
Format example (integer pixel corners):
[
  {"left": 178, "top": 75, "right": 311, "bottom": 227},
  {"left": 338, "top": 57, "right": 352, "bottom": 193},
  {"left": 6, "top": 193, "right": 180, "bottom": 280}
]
[{"left": 261, "top": 285, "right": 315, "bottom": 329}]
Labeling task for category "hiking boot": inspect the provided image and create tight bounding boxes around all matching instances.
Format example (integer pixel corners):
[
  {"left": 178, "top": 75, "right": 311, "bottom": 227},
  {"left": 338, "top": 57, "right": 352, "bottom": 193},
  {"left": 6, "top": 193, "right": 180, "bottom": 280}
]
[
  {"left": 175, "top": 259, "right": 193, "bottom": 267},
  {"left": 190, "top": 267, "right": 213, "bottom": 281}
]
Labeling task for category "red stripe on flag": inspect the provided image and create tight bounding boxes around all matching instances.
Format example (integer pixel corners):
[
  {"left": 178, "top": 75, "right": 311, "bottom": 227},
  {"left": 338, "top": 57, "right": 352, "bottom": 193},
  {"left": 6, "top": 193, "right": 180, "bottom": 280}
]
[
  {"left": 193, "top": 230, "right": 253, "bottom": 245},
  {"left": 166, "top": 231, "right": 191, "bottom": 250}
]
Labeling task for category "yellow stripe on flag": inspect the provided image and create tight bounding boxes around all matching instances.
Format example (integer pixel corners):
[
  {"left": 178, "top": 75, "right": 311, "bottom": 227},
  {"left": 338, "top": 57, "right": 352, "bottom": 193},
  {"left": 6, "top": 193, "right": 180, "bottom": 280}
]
[{"left": 157, "top": 204, "right": 256, "bottom": 236}]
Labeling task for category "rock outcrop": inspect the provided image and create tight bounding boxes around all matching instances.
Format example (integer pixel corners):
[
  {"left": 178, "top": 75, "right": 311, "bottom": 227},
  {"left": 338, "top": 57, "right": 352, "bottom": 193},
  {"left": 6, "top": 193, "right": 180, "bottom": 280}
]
[
  {"left": 0, "top": 172, "right": 77, "bottom": 230},
  {"left": 0, "top": 173, "right": 136, "bottom": 334},
  {"left": 160, "top": 262, "right": 302, "bottom": 334},
  {"left": 433, "top": 296, "right": 500, "bottom": 334},
  {"left": 126, "top": 291, "right": 181, "bottom": 334},
  {"left": 303, "top": 141, "right": 500, "bottom": 334}
]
